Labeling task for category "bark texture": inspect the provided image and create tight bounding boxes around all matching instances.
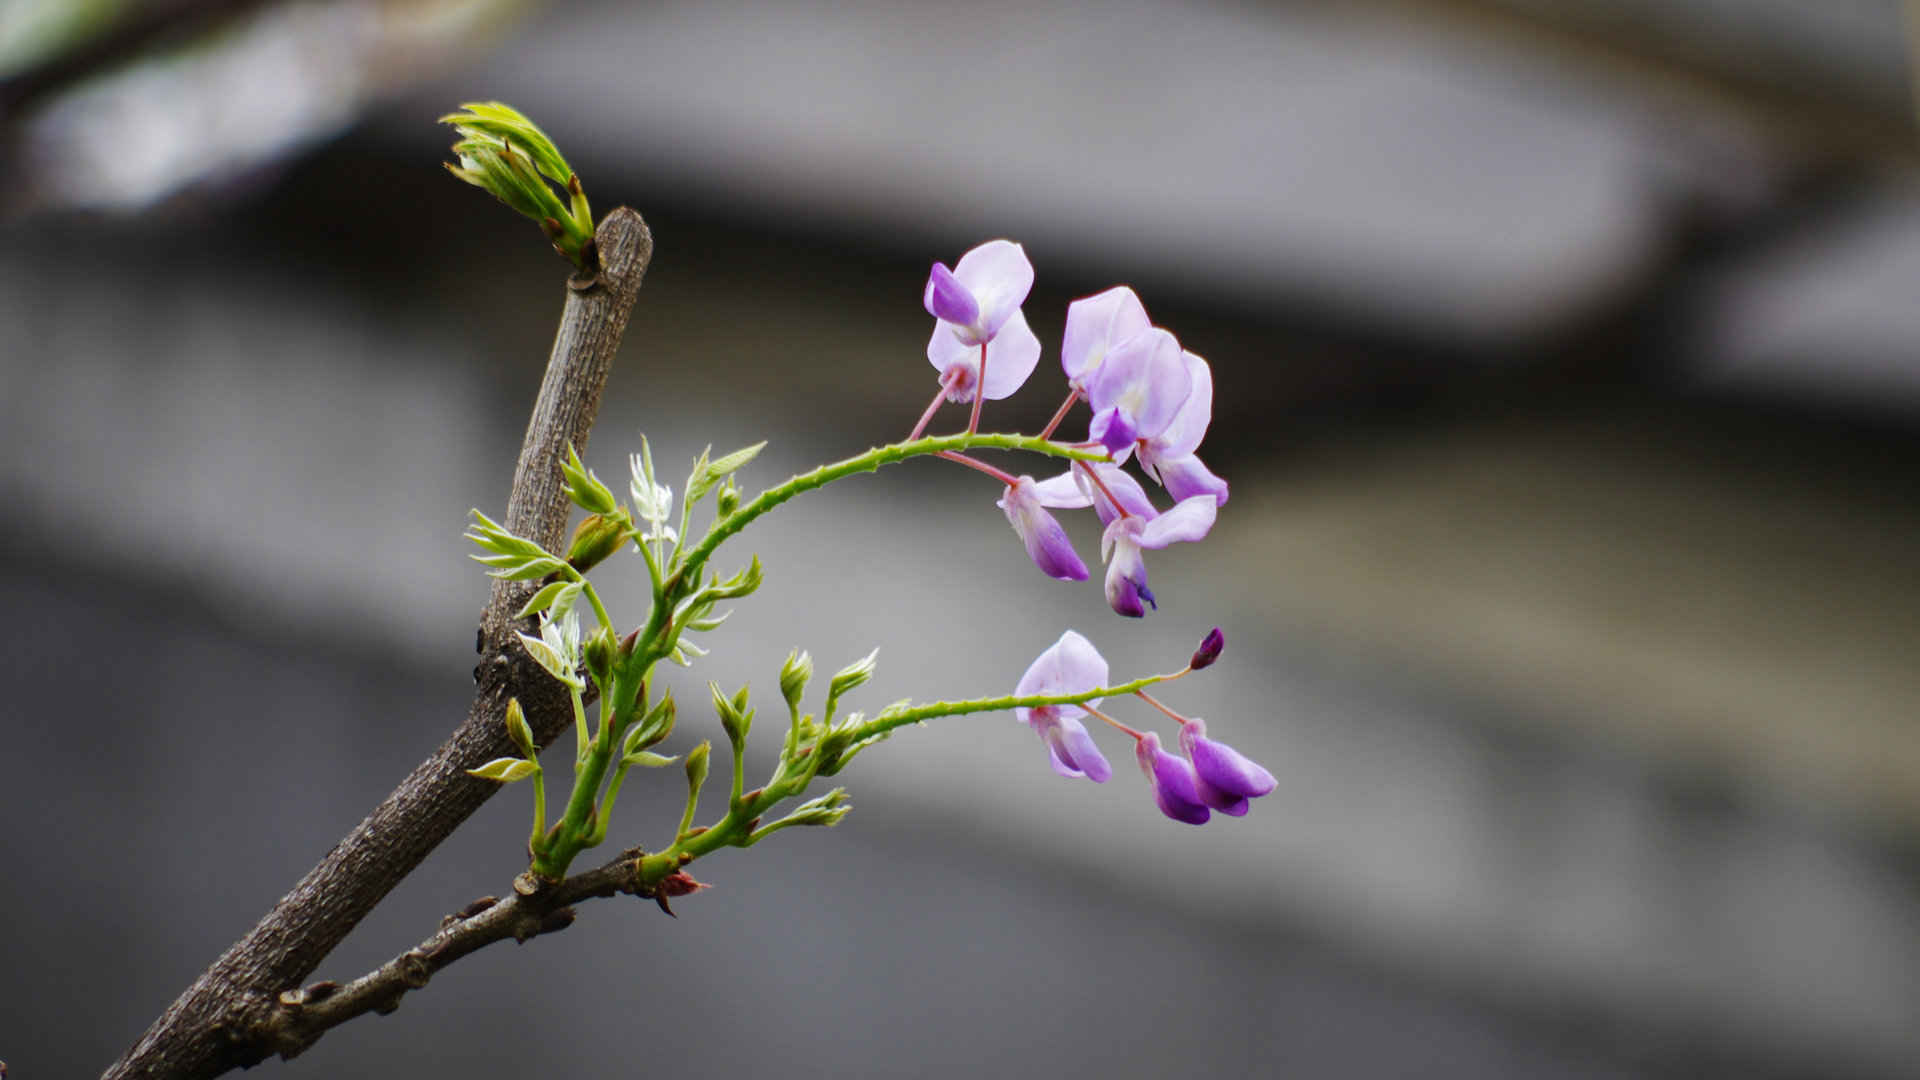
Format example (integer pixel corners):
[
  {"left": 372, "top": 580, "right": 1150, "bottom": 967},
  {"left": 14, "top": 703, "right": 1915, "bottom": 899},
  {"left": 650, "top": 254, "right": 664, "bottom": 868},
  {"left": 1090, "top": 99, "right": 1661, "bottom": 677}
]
[{"left": 102, "top": 208, "right": 652, "bottom": 1080}]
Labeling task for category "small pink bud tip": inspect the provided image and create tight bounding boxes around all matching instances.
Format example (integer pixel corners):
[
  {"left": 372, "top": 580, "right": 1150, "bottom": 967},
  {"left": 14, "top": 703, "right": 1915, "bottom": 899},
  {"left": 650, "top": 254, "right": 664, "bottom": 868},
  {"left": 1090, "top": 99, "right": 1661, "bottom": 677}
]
[{"left": 1190, "top": 627, "right": 1224, "bottom": 670}]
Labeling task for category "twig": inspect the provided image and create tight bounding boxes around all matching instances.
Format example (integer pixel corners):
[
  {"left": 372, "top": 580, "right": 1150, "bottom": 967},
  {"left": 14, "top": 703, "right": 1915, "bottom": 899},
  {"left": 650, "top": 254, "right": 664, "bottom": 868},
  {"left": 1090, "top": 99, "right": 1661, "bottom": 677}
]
[
  {"left": 256, "top": 850, "right": 654, "bottom": 1060},
  {"left": 101, "top": 208, "right": 653, "bottom": 1080}
]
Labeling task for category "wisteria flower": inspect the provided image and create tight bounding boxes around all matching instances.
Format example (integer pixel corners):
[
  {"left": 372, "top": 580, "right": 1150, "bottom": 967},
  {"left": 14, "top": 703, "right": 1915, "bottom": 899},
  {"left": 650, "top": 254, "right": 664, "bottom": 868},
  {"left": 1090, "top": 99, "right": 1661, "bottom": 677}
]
[
  {"left": 1013, "top": 630, "right": 1113, "bottom": 782},
  {"left": 1085, "top": 327, "right": 1191, "bottom": 456},
  {"left": 997, "top": 476, "right": 1090, "bottom": 581},
  {"left": 1101, "top": 494, "right": 1218, "bottom": 617},
  {"left": 1178, "top": 717, "right": 1275, "bottom": 817},
  {"left": 1134, "top": 731, "right": 1209, "bottom": 825},
  {"left": 924, "top": 240, "right": 1042, "bottom": 403},
  {"left": 1071, "top": 462, "right": 1154, "bottom": 526},
  {"left": 1135, "top": 350, "right": 1229, "bottom": 506},
  {"left": 1061, "top": 286, "right": 1150, "bottom": 391}
]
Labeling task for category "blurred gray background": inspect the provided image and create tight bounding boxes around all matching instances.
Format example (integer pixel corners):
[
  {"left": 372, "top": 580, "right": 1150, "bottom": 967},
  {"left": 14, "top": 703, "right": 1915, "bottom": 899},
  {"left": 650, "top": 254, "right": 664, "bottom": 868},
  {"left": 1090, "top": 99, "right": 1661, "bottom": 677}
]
[{"left": 5, "top": 1, "right": 1920, "bottom": 1077}]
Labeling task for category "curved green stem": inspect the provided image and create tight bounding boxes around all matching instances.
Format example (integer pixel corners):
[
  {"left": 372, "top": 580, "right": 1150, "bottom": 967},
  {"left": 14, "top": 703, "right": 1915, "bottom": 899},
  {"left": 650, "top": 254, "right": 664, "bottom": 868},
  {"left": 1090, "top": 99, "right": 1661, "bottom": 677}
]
[
  {"left": 856, "top": 671, "right": 1184, "bottom": 740},
  {"left": 671, "top": 433, "right": 1105, "bottom": 592},
  {"left": 634, "top": 670, "right": 1184, "bottom": 888}
]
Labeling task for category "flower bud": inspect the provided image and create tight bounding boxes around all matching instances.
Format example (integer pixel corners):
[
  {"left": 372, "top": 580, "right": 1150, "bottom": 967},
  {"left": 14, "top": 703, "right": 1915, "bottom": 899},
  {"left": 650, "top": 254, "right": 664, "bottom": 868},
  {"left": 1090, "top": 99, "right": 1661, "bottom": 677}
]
[
  {"left": 780, "top": 649, "right": 813, "bottom": 710},
  {"left": 1190, "top": 627, "right": 1225, "bottom": 671},
  {"left": 583, "top": 626, "right": 616, "bottom": 685},
  {"left": 684, "top": 740, "right": 711, "bottom": 794},
  {"left": 566, "top": 513, "right": 626, "bottom": 572},
  {"left": 828, "top": 649, "right": 879, "bottom": 703},
  {"left": 710, "top": 682, "right": 752, "bottom": 748}
]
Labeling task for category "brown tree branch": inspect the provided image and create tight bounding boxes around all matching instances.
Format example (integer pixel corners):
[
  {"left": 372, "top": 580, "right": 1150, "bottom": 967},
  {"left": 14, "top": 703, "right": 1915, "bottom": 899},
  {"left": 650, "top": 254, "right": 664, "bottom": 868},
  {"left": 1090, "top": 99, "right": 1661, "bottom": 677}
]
[
  {"left": 101, "top": 207, "right": 653, "bottom": 1080},
  {"left": 256, "top": 850, "right": 653, "bottom": 1060}
]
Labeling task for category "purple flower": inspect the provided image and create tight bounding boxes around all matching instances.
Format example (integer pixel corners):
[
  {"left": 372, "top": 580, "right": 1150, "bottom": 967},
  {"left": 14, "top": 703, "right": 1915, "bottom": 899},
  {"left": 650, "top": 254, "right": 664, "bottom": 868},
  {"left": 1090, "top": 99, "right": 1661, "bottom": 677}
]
[
  {"left": 1014, "top": 630, "right": 1113, "bottom": 782},
  {"left": 1085, "top": 327, "right": 1190, "bottom": 456},
  {"left": 1178, "top": 718, "right": 1276, "bottom": 817},
  {"left": 997, "top": 476, "right": 1090, "bottom": 581},
  {"left": 1100, "top": 494, "right": 1218, "bottom": 617},
  {"left": 1135, "top": 350, "right": 1229, "bottom": 506},
  {"left": 1061, "top": 286, "right": 1150, "bottom": 391},
  {"left": 1134, "top": 731, "right": 1210, "bottom": 825},
  {"left": 925, "top": 240, "right": 1042, "bottom": 403}
]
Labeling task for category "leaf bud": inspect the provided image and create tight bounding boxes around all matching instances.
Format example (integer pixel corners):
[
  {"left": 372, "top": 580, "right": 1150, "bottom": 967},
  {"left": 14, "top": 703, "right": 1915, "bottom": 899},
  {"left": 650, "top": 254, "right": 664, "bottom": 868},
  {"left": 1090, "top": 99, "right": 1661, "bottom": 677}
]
[
  {"left": 779, "top": 649, "right": 813, "bottom": 711},
  {"left": 504, "top": 697, "right": 536, "bottom": 758},
  {"left": 716, "top": 478, "right": 741, "bottom": 517},
  {"left": 566, "top": 513, "right": 626, "bottom": 572}
]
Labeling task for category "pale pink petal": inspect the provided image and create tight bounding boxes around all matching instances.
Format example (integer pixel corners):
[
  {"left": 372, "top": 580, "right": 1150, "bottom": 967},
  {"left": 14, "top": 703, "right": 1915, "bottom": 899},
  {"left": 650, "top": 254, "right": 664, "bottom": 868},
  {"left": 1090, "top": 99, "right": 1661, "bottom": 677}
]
[
  {"left": 1061, "top": 286, "right": 1150, "bottom": 385},
  {"left": 1152, "top": 351, "right": 1214, "bottom": 460},
  {"left": 979, "top": 308, "right": 1041, "bottom": 400},
  {"left": 1030, "top": 470, "right": 1092, "bottom": 509},
  {"left": 1137, "top": 494, "right": 1216, "bottom": 549}
]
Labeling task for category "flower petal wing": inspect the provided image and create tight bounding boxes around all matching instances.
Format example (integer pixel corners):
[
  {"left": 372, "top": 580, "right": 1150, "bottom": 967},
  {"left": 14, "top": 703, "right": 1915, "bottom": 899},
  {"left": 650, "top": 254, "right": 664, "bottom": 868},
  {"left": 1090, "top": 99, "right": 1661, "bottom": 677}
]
[
  {"left": 979, "top": 308, "right": 1042, "bottom": 400},
  {"left": 1137, "top": 494, "right": 1217, "bottom": 549}
]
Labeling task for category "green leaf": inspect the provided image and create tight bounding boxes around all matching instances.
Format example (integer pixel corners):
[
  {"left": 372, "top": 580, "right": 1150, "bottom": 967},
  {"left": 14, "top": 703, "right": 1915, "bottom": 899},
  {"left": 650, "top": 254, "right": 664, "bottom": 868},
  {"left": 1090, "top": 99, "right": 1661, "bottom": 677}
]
[
  {"left": 621, "top": 750, "right": 680, "bottom": 768},
  {"left": 516, "top": 579, "right": 579, "bottom": 620},
  {"left": 468, "top": 757, "right": 539, "bottom": 782}
]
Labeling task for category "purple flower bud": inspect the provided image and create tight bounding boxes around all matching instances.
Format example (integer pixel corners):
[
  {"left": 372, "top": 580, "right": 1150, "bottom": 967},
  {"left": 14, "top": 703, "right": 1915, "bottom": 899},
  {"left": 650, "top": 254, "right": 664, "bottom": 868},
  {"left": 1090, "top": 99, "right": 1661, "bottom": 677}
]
[
  {"left": 1134, "top": 731, "right": 1210, "bottom": 825},
  {"left": 1190, "top": 627, "right": 1224, "bottom": 670},
  {"left": 1015, "top": 631, "right": 1112, "bottom": 782},
  {"left": 1178, "top": 718, "right": 1276, "bottom": 817},
  {"left": 998, "top": 477, "right": 1089, "bottom": 582}
]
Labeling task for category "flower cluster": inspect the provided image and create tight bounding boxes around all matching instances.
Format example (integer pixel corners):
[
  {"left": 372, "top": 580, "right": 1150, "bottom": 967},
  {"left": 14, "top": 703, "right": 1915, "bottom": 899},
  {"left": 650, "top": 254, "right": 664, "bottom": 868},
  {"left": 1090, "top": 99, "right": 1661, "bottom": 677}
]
[
  {"left": 1014, "top": 628, "right": 1273, "bottom": 825},
  {"left": 915, "top": 240, "right": 1229, "bottom": 618}
]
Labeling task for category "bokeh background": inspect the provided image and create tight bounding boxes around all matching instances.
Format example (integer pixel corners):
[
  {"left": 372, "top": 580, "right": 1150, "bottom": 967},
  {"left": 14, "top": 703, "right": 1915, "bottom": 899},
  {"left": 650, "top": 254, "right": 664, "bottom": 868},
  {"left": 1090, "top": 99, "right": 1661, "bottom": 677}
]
[{"left": 5, "top": 1, "right": 1920, "bottom": 1077}]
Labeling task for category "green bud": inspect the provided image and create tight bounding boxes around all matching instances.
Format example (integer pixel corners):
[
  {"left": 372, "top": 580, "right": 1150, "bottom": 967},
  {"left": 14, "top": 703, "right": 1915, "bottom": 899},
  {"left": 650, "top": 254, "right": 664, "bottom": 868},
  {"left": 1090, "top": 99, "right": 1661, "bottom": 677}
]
[
  {"left": 504, "top": 698, "right": 536, "bottom": 758},
  {"left": 684, "top": 740, "right": 712, "bottom": 793},
  {"left": 828, "top": 649, "right": 879, "bottom": 702},
  {"left": 779, "top": 649, "right": 813, "bottom": 711},
  {"left": 566, "top": 513, "right": 626, "bottom": 572},
  {"left": 583, "top": 626, "right": 616, "bottom": 685},
  {"left": 709, "top": 556, "right": 763, "bottom": 600},
  {"left": 710, "top": 681, "right": 752, "bottom": 748},
  {"left": 716, "top": 478, "right": 741, "bottom": 517},
  {"left": 562, "top": 445, "right": 619, "bottom": 515},
  {"left": 627, "top": 691, "right": 676, "bottom": 753}
]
